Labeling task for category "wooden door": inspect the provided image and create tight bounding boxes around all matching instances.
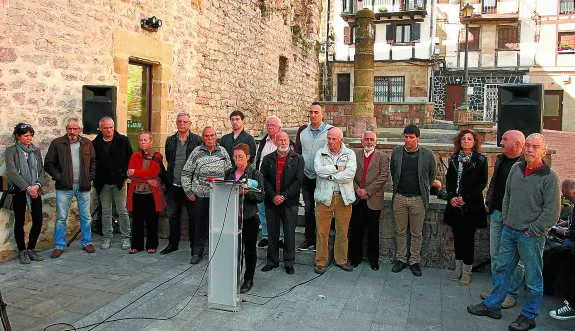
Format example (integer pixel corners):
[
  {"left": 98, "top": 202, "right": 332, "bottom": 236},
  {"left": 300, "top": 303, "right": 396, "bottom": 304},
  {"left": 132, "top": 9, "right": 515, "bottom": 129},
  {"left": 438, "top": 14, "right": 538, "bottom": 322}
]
[
  {"left": 337, "top": 74, "right": 351, "bottom": 102},
  {"left": 445, "top": 85, "right": 463, "bottom": 121},
  {"left": 543, "top": 90, "right": 563, "bottom": 131}
]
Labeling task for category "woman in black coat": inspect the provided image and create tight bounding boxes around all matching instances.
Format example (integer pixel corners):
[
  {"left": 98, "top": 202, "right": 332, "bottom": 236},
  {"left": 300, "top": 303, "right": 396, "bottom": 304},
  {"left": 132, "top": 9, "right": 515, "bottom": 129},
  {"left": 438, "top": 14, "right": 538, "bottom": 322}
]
[
  {"left": 224, "top": 143, "right": 264, "bottom": 294},
  {"left": 444, "top": 129, "right": 488, "bottom": 286}
]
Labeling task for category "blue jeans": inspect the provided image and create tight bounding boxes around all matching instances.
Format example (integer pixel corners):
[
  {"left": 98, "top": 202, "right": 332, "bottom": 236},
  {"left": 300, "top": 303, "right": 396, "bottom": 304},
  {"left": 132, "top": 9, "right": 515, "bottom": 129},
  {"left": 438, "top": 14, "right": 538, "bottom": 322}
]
[
  {"left": 54, "top": 185, "right": 92, "bottom": 249},
  {"left": 484, "top": 226, "right": 545, "bottom": 319},
  {"left": 490, "top": 210, "right": 524, "bottom": 298},
  {"left": 258, "top": 202, "right": 283, "bottom": 240}
]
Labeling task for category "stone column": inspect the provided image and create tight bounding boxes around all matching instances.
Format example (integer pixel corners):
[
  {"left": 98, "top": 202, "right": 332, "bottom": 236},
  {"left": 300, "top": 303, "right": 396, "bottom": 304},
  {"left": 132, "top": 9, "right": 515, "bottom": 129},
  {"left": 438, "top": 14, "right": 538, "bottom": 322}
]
[{"left": 347, "top": 8, "right": 376, "bottom": 138}]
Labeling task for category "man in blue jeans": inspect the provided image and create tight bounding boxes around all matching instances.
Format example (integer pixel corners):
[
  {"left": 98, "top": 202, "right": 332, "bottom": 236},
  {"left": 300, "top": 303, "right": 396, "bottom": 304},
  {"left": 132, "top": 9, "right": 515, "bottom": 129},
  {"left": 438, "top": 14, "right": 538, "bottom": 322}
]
[
  {"left": 44, "top": 117, "right": 97, "bottom": 258},
  {"left": 468, "top": 133, "right": 561, "bottom": 331},
  {"left": 481, "top": 130, "right": 525, "bottom": 308}
]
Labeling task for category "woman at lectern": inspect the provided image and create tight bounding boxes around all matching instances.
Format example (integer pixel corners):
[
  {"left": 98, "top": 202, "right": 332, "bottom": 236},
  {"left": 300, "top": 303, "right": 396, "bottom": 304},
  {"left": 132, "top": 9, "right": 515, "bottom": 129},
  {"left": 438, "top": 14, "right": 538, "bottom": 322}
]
[{"left": 224, "top": 143, "right": 264, "bottom": 294}]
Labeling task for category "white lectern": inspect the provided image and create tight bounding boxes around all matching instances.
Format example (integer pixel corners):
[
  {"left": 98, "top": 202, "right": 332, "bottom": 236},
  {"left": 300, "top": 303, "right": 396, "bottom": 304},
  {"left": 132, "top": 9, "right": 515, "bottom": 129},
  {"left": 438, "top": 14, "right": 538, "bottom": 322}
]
[{"left": 208, "top": 180, "right": 242, "bottom": 312}]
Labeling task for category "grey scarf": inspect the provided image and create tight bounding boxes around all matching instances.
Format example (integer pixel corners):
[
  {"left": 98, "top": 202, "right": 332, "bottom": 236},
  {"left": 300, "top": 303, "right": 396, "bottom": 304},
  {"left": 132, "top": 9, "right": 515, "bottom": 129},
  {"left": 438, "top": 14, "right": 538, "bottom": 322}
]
[{"left": 16, "top": 141, "right": 39, "bottom": 188}]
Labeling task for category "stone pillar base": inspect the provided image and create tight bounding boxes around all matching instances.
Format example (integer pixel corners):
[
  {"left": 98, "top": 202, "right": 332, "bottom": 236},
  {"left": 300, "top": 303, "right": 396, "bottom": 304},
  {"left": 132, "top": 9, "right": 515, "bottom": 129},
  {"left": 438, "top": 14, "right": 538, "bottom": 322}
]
[
  {"left": 346, "top": 116, "right": 377, "bottom": 138},
  {"left": 453, "top": 107, "right": 473, "bottom": 126}
]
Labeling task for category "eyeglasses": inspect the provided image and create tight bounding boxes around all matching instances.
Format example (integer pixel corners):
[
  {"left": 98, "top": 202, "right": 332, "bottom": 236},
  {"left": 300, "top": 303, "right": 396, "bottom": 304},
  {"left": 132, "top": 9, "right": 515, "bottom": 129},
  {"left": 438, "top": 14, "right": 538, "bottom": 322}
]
[{"left": 17, "top": 123, "right": 31, "bottom": 129}]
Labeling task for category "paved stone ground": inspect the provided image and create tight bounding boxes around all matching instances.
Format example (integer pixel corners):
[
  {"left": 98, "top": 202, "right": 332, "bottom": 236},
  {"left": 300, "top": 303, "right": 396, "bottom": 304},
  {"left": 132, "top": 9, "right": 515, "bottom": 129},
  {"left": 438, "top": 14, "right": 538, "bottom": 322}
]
[
  {"left": 543, "top": 129, "right": 575, "bottom": 182},
  {"left": 1, "top": 237, "right": 573, "bottom": 331}
]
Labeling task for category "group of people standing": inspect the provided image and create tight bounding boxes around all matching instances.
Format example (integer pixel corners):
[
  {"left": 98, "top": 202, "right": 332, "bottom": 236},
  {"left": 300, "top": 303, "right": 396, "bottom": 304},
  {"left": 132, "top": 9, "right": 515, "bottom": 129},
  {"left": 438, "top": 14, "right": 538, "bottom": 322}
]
[{"left": 4, "top": 103, "right": 570, "bottom": 329}]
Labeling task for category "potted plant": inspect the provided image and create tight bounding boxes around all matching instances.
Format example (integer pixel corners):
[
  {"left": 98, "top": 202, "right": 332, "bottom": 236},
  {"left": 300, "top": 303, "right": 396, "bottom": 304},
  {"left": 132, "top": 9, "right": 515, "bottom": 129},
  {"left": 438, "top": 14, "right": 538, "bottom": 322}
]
[
  {"left": 414, "top": 3, "right": 424, "bottom": 10},
  {"left": 558, "top": 41, "right": 573, "bottom": 51},
  {"left": 378, "top": 7, "right": 388, "bottom": 13}
]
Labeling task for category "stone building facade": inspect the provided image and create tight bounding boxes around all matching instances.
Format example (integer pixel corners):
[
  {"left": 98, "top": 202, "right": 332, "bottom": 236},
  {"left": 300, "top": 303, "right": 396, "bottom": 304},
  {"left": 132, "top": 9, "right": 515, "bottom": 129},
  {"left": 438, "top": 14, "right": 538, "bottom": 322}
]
[{"left": 0, "top": 0, "right": 322, "bottom": 261}]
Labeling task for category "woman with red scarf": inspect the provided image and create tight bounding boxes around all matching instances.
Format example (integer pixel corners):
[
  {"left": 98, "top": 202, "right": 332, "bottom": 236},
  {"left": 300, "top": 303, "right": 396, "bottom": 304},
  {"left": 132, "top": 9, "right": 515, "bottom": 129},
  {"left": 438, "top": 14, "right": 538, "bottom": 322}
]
[{"left": 126, "top": 131, "right": 166, "bottom": 254}]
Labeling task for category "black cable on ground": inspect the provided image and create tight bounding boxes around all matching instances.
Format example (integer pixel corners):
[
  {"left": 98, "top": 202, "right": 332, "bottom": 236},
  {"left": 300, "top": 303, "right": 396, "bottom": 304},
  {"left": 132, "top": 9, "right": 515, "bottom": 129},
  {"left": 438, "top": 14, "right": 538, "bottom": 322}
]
[{"left": 43, "top": 186, "right": 235, "bottom": 331}]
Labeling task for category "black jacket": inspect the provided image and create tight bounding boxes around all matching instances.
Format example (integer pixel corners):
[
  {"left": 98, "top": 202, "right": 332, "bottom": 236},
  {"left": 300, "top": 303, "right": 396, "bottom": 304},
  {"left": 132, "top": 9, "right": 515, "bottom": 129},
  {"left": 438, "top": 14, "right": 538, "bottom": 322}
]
[
  {"left": 443, "top": 152, "right": 488, "bottom": 228},
  {"left": 92, "top": 131, "right": 133, "bottom": 194},
  {"left": 164, "top": 131, "right": 203, "bottom": 187},
  {"left": 254, "top": 134, "right": 295, "bottom": 170},
  {"left": 485, "top": 153, "right": 523, "bottom": 214},
  {"left": 220, "top": 130, "right": 257, "bottom": 164},
  {"left": 224, "top": 164, "right": 264, "bottom": 220},
  {"left": 260, "top": 150, "right": 304, "bottom": 207}
]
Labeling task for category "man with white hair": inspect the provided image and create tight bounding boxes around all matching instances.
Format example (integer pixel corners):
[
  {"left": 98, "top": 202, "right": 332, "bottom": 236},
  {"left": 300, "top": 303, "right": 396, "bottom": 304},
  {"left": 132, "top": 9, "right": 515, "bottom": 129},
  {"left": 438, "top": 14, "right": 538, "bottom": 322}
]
[
  {"left": 92, "top": 117, "right": 133, "bottom": 250},
  {"left": 260, "top": 131, "right": 304, "bottom": 274},
  {"left": 313, "top": 127, "right": 356, "bottom": 274},
  {"left": 45, "top": 117, "right": 97, "bottom": 258},
  {"left": 468, "top": 133, "right": 561, "bottom": 331},
  {"left": 254, "top": 115, "right": 293, "bottom": 248},
  {"left": 349, "top": 131, "right": 389, "bottom": 270}
]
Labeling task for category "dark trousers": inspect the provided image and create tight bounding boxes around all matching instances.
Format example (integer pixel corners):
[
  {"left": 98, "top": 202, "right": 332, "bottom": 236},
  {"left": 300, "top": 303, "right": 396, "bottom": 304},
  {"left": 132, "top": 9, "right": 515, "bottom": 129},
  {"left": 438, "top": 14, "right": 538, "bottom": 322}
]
[
  {"left": 301, "top": 176, "right": 317, "bottom": 244},
  {"left": 131, "top": 193, "right": 159, "bottom": 250},
  {"left": 192, "top": 197, "right": 210, "bottom": 256},
  {"left": 451, "top": 222, "right": 476, "bottom": 265},
  {"left": 349, "top": 199, "right": 381, "bottom": 265},
  {"left": 266, "top": 204, "right": 298, "bottom": 267},
  {"left": 543, "top": 239, "right": 575, "bottom": 299},
  {"left": 166, "top": 185, "right": 195, "bottom": 248},
  {"left": 242, "top": 215, "right": 259, "bottom": 281},
  {"left": 13, "top": 191, "right": 43, "bottom": 251}
]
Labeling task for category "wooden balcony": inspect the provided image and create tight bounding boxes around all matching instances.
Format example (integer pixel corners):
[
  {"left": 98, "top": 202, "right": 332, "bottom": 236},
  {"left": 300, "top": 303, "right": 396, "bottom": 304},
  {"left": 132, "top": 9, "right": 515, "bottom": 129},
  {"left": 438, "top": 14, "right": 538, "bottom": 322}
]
[
  {"left": 459, "top": 0, "right": 519, "bottom": 24},
  {"left": 341, "top": 0, "right": 427, "bottom": 25}
]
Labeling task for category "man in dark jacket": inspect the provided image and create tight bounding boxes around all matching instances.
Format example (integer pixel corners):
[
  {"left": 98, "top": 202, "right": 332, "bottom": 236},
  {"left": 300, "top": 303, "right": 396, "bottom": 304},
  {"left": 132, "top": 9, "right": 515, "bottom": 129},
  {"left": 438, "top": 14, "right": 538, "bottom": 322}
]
[
  {"left": 260, "top": 131, "right": 304, "bottom": 274},
  {"left": 220, "top": 110, "right": 256, "bottom": 163},
  {"left": 44, "top": 117, "right": 96, "bottom": 258},
  {"left": 481, "top": 130, "right": 525, "bottom": 308},
  {"left": 92, "top": 117, "right": 133, "bottom": 250},
  {"left": 160, "top": 112, "right": 203, "bottom": 255}
]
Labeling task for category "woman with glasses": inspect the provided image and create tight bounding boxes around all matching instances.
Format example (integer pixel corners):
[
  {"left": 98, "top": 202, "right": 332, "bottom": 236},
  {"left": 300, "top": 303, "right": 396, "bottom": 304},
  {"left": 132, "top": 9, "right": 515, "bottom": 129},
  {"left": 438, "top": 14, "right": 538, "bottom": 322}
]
[
  {"left": 223, "top": 143, "right": 264, "bottom": 293},
  {"left": 5, "top": 123, "right": 45, "bottom": 264},
  {"left": 126, "top": 131, "right": 166, "bottom": 254},
  {"left": 444, "top": 129, "right": 488, "bottom": 286}
]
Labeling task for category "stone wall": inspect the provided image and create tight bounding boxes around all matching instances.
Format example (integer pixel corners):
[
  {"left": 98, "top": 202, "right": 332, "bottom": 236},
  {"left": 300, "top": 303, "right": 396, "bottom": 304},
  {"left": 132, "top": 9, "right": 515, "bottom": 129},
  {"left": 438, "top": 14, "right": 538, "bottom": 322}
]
[
  {"left": 431, "top": 69, "right": 527, "bottom": 120},
  {"left": 0, "top": 0, "right": 322, "bottom": 262},
  {"left": 320, "top": 101, "right": 434, "bottom": 128}
]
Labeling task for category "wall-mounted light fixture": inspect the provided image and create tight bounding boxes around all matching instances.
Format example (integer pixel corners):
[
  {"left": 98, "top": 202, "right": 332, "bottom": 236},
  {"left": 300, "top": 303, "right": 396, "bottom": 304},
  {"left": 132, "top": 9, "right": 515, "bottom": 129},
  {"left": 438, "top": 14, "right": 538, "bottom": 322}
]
[{"left": 141, "top": 16, "right": 162, "bottom": 32}]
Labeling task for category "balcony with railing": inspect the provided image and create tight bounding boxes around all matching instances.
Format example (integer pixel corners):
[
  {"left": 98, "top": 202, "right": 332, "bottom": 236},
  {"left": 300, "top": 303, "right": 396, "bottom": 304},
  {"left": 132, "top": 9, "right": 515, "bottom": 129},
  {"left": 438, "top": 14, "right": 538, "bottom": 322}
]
[
  {"left": 341, "top": 0, "right": 427, "bottom": 24},
  {"left": 560, "top": 0, "right": 575, "bottom": 15},
  {"left": 459, "top": 0, "right": 519, "bottom": 23}
]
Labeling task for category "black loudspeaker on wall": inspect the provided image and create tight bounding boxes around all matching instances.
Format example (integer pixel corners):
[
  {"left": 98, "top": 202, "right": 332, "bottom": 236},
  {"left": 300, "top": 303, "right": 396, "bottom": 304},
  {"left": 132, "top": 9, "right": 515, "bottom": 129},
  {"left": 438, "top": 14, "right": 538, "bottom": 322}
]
[
  {"left": 82, "top": 85, "right": 117, "bottom": 134},
  {"left": 497, "top": 84, "right": 543, "bottom": 146}
]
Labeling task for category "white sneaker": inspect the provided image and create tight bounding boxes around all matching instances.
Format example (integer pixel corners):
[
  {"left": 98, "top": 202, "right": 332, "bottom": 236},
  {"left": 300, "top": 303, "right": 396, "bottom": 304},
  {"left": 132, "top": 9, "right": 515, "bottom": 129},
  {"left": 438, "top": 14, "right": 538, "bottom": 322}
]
[
  {"left": 101, "top": 239, "right": 112, "bottom": 250},
  {"left": 121, "top": 238, "right": 131, "bottom": 250},
  {"left": 550, "top": 300, "right": 575, "bottom": 320}
]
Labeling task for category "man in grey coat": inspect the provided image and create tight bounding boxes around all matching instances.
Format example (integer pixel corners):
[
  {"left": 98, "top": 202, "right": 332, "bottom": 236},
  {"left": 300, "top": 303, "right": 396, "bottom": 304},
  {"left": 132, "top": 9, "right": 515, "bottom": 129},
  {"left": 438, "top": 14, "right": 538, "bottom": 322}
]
[
  {"left": 468, "top": 133, "right": 561, "bottom": 331},
  {"left": 390, "top": 124, "right": 436, "bottom": 277}
]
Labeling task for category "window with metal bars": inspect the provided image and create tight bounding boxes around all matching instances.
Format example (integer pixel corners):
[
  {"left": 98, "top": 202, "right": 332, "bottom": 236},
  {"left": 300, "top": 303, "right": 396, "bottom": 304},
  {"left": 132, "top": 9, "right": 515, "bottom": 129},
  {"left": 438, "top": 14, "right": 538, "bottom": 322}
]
[
  {"left": 497, "top": 25, "right": 519, "bottom": 50},
  {"left": 374, "top": 76, "right": 405, "bottom": 102},
  {"left": 560, "top": 0, "right": 575, "bottom": 14}
]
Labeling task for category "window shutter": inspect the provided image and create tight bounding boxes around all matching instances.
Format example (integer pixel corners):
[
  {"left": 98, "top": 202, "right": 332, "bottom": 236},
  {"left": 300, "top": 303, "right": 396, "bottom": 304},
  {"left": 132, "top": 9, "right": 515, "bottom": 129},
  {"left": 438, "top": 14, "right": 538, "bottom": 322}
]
[
  {"left": 344, "top": 26, "right": 351, "bottom": 45},
  {"left": 411, "top": 23, "right": 421, "bottom": 42},
  {"left": 386, "top": 24, "right": 394, "bottom": 43}
]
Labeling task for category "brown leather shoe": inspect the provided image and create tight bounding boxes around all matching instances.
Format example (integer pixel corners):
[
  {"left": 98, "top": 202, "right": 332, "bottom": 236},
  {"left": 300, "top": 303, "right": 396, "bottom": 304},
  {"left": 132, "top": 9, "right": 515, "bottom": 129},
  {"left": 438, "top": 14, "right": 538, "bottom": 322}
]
[
  {"left": 82, "top": 244, "right": 96, "bottom": 253},
  {"left": 51, "top": 249, "right": 63, "bottom": 258},
  {"left": 314, "top": 265, "right": 326, "bottom": 274}
]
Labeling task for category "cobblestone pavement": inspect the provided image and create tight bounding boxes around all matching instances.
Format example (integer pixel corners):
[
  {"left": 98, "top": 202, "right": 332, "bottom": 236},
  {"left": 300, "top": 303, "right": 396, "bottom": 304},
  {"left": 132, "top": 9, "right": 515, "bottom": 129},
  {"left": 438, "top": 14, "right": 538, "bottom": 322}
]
[
  {"left": 544, "top": 129, "right": 575, "bottom": 182},
  {"left": 1, "top": 237, "right": 573, "bottom": 331}
]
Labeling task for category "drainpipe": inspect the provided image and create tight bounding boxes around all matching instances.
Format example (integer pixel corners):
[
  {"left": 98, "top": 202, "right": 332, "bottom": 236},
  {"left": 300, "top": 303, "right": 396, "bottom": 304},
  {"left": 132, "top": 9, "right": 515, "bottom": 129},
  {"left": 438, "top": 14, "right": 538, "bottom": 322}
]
[
  {"left": 324, "top": 0, "right": 331, "bottom": 101},
  {"left": 429, "top": 0, "right": 435, "bottom": 102}
]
